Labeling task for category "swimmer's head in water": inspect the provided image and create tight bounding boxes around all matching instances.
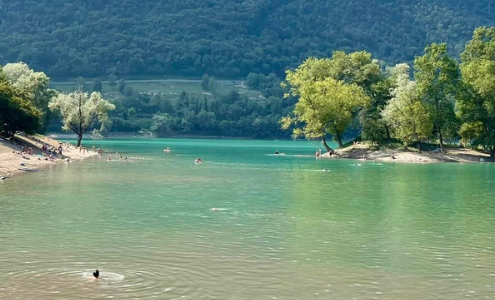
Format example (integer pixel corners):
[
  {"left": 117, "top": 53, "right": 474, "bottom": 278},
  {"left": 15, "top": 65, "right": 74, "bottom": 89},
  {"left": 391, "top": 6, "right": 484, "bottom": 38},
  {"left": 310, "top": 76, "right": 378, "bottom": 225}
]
[{"left": 93, "top": 269, "right": 99, "bottom": 278}]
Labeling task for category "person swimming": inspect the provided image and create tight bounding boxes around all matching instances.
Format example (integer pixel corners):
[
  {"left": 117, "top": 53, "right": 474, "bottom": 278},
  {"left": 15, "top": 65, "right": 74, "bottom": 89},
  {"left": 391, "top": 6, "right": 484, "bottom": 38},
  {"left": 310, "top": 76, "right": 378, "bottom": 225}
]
[{"left": 93, "top": 269, "right": 99, "bottom": 279}]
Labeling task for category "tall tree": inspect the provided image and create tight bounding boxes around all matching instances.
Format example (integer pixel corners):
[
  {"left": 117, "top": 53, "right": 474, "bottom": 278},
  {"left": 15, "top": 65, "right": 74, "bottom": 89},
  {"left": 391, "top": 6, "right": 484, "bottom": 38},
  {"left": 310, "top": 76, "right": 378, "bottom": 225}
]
[
  {"left": 382, "top": 64, "right": 433, "bottom": 150},
  {"left": 359, "top": 76, "right": 393, "bottom": 142},
  {"left": 414, "top": 43, "right": 459, "bottom": 153},
  {"left": 2, "top": 62, "right": 56, "bottom": 132},
  {"left": 282, "top": 54, "right": 377, "bottom": 150},
  {"left": 459, "top": 27, "right": 495, "bottom": 158},
  {"left": 0, "top": 80, "right": 41, "bottom": 138},
  {"left": 49, "top": 90, "right": 115, "bottom": 147},
  {"left": 201, "top": 74, "right": 210, "bottom": 91},
  {"left": 118, "top": 79, "right": 126, "bottom": 94},
  {"left": 282, "top": 76, "right": 370, "bottom": 150}
]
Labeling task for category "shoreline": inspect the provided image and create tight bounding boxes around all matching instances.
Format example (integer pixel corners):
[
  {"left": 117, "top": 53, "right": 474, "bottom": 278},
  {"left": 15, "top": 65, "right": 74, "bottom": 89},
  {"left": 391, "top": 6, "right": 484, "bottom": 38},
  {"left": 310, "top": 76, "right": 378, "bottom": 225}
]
[
  {"left": 321, "top": 143, "right": 493, "bottom": 164},
  {"left": 0, "top": 134, "right": 98, "bottom": 179}
]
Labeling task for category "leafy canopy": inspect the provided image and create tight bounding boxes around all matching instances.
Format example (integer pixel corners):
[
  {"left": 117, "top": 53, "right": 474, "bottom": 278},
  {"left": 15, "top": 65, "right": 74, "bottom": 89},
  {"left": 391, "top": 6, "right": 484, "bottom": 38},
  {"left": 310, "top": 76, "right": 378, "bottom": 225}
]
[
  {"left": 282, "top": 54, "right": 371, "bottom": 147},
  {"left": 49, "top": 91, "right": 115, "bottom": 145},
  {"left": 458, "top": 27, "right": 495, "bottom": 155},
  {"left": 382, "top": 64, "right": 433, "bottom": 147},
  {"left": 414, "top": 43, "right": 459, "bottom": 149}
]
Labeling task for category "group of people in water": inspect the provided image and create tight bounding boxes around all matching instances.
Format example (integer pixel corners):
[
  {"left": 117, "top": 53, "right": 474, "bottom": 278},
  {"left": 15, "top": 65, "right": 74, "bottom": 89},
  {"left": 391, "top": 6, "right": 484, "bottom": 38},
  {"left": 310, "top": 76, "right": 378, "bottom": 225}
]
[{"left": 163, "top": 146, "right": 204, "bottom": 164}]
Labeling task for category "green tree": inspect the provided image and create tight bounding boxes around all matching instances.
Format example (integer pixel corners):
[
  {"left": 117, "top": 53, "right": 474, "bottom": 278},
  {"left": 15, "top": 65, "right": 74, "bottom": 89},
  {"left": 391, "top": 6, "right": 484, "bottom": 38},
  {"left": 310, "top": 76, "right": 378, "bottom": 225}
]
[
  {"left": 201, "top": 74, "right": 210, "bottom": 90},
  {"left": 382, "top": 64, "right": 433, "bottom": 150},
  {"left": 48, "top": 90, "right": 115, "bottom": 147},
  {"left": 127, "top": 107, "right": 137, "bottom": 119},
  {"left": 151, "top": 112, "right": 177, "bottom": 136},
  {"left": 359, "top": 77, "right": 393, "bottom": 142},
  {"left": 458, "top": 27, "right": 495, "bottom": 157},
  {"left": 2, "top": 62, "right": 56, "bottom": 132},
  {"left": 118, "top": 78, "right": 126, "bottom": 94},
  {"left": 0, "top": 80, "right": 41, "bottom": 137},
  {"left": 414, "top": 43, "right": 459, "bottom": 152},
  {"left": 282, "top": 54, "right": 375, "bottom": 150},
  {"left": 282, "top": 76, "right": 370, "bottom": 150},
  {"left": 208, "top": 77, "right": 217, "bottom": 97}
]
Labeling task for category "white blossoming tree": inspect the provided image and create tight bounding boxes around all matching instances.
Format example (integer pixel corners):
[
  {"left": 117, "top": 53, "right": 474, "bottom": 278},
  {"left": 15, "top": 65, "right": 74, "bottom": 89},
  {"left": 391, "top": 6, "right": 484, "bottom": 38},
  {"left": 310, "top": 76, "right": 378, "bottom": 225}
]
[{"left": 49, "top": 90, "right": 115, "bottom": 147}]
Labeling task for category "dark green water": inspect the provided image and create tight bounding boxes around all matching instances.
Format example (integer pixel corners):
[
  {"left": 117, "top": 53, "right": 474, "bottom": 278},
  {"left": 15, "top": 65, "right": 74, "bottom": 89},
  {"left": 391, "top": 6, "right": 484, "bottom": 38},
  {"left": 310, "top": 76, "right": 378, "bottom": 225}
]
[{"left": 0, "top": 139, "right": 494, "bottom": 299}]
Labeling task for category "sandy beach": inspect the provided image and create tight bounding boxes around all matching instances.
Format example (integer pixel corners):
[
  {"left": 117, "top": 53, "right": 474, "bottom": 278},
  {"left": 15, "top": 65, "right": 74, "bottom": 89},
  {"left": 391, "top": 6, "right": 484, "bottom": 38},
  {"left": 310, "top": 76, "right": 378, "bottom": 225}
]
[
  {"left": 321, "top": 143, "right": 493, "bottom": 163},
  {"left": 0, "top": 134, "right": 97, "bottom": 178}
]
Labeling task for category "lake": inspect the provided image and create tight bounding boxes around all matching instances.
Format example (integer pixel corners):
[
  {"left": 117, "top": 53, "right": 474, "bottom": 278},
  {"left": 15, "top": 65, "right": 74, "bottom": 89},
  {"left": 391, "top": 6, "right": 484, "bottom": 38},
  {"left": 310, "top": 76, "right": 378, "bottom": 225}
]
[{"left": 0, "top": 139, "right": 494, "bottom": 299}]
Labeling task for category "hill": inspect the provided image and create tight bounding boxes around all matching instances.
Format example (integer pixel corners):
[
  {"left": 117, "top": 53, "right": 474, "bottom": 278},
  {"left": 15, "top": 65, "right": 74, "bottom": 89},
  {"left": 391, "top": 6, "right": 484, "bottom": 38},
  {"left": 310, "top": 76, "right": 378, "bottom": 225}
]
[{"left": 1, "top": 0, "right": 494, "bottom": 78}]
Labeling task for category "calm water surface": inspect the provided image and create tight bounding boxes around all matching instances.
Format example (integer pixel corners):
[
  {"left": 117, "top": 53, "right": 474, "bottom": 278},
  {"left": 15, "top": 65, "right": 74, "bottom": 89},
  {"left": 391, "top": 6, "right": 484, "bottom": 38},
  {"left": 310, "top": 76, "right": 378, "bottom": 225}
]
[{"left": 0, "top": 139, "right": 494, "bottom": 299}]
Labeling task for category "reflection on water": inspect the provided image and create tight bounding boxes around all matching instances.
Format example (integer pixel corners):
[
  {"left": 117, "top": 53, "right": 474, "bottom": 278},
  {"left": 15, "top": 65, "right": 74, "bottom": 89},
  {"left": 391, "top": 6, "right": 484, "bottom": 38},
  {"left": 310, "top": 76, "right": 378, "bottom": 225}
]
[{"left": 0, "top": 139, "right": 494, "bottom": 299}]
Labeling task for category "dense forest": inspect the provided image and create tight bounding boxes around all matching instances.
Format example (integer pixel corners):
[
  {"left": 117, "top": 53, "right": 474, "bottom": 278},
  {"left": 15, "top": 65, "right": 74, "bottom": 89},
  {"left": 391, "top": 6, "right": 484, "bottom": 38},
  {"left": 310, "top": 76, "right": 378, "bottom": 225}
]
[{"left": 1, "top": 0, "right": 494, "bottom": 78}]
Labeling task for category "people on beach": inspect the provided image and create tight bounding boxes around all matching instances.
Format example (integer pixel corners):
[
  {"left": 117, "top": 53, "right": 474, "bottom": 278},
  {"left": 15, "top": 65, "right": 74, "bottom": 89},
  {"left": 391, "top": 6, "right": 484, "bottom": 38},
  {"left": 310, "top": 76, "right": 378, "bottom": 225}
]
[{"left": 315, "top": 150, "right": 320, "bottom": 158}]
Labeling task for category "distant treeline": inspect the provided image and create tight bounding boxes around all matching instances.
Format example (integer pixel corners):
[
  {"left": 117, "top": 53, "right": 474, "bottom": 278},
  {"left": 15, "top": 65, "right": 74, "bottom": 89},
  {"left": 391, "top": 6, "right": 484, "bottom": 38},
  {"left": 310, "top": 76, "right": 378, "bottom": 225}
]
[
  {"left": 0, "top": 0, "right": 494, "bottom": 78},
  {"left": 92, "top": 73, "right": 294, "bottom": 139}
]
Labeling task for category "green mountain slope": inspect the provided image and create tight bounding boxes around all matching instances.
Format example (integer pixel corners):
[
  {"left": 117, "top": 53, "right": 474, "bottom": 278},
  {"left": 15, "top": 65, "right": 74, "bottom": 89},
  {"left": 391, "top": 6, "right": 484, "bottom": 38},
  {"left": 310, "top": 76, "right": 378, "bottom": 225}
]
[{"left": 0, "top": 0, "right": 493, "bottom": 78}]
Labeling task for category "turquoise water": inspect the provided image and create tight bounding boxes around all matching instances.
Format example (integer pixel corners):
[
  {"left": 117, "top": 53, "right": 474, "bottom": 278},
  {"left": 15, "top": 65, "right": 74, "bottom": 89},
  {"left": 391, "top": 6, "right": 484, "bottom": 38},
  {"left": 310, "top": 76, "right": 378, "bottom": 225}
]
[{"left": 1, "top": 139, "right": 495, "bottom": 299}]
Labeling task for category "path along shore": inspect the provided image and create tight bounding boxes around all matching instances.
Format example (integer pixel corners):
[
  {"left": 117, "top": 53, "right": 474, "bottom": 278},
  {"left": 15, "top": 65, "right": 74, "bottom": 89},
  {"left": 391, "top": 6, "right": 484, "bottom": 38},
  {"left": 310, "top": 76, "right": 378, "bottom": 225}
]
[
  {"left": 321, "top": 143, "right": 493, "bottom": 163},
  {"left": 0, "top": 134, "right": 97, "bottom": 178}
]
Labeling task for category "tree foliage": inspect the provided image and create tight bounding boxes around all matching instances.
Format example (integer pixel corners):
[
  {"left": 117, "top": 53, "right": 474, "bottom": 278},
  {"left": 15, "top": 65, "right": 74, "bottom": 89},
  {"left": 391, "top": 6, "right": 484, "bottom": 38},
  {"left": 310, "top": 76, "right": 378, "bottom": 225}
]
[
  {"left": 0, "top": 80, "right": 41, "bottom": 137},
  {"left": 2, "top": 62, "right": 56, "bottom": 131},
  {"left": 382, "top": 64, "right": 433, "bottom": 149},
  {"left": 282, "top": 55, "right": 371, "bottom": 150},
  {"left": 414, "top": 43, "right": 459, "bottom": 152},
  {"left": 49, "top": 91, "right": 115, "bottom": 146},
  {"left": 459, "top": 27, "right": 495, "bottom": 157}
]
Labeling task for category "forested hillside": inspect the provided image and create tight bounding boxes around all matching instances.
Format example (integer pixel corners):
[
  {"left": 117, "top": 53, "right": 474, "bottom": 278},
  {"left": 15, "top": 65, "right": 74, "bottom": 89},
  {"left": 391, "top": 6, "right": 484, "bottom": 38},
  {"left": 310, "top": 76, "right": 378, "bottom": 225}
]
[{"left": 1, "top": 0, "right": 494, "bottom": 79}]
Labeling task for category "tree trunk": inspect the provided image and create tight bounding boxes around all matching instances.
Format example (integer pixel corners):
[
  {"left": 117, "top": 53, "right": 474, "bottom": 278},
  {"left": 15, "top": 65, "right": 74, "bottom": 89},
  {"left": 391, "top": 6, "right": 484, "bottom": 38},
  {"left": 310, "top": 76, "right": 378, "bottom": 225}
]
[
  {"left": 321, "top": 136, "right": 334, "bottom": 154},
  {"left": 385, "top": 124, "right": 391, "bottom": 139},
  {"left": 335, "top": 131, "right": 344, "bottom": 148},
  {"left": 76, "top": 134, "right": 83, "bottom": 147},
  {"left": 490, "top": 146, "right": 495, "bottom": 159},
  {"left": 417, "top": 141, "right": 422, "bottom": 153},
  {"left": 438, "top": 129, "right": 445, "bottom": 153}
]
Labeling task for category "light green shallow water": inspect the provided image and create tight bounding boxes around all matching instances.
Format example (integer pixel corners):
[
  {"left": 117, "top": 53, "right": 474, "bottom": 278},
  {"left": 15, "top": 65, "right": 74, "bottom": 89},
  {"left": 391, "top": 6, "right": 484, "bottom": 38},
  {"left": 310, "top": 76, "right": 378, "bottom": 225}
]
[{"left": 1, "top": 139, "right": 494, "bottom": 300}]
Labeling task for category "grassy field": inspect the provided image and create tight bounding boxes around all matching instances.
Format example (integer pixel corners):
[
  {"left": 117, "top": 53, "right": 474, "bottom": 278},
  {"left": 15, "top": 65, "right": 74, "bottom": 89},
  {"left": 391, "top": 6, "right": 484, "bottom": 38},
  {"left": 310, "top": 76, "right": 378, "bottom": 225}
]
[{"left": 50, "top": 79, "right": 265, "bottom": 103}]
